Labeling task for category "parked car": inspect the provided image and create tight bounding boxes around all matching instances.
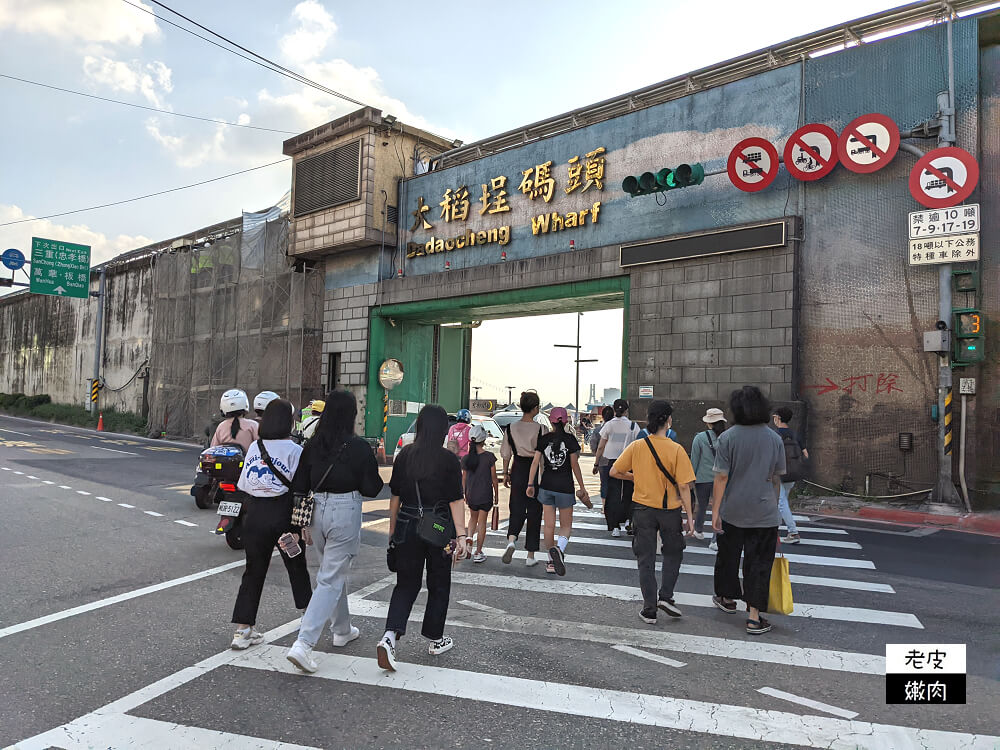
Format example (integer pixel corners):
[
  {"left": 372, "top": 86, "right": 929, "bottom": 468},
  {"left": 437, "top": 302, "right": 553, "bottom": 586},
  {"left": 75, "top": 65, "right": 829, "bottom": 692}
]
[
  {"left": 393, "top": 414, "right": 506, "bottom": 474},
  {"left": 493, "top": 410, "right": 553, "bottom": 433}
]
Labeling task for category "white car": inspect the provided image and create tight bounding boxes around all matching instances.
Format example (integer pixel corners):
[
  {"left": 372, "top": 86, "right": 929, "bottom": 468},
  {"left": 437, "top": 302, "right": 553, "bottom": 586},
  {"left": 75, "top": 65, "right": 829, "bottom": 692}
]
[{"left": 392, "top": 414, "right": 505, "bottom": 473}]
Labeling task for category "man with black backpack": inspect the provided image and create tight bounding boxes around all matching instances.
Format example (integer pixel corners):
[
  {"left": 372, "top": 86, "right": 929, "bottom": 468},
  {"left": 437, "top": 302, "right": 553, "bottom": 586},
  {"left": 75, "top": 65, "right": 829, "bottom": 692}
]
[
  {"left": 772, "top": 407, "right": 809, "bottom": 544},
  {"left": 610, "top": 400, "right": 696, "bottom": 624}
]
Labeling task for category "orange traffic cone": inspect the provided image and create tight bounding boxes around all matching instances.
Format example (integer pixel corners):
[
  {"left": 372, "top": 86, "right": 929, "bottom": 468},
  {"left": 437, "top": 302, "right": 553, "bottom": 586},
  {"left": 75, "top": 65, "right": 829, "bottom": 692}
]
[{"left": 97, "top": 413, "right": 104, "bottom": 431}]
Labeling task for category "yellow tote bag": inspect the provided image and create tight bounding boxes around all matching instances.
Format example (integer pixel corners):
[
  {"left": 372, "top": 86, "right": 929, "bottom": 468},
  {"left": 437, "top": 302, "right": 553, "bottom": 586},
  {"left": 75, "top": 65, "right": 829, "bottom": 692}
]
[{"left": 768, "top": 549, "right": 794, "bottom": 615}]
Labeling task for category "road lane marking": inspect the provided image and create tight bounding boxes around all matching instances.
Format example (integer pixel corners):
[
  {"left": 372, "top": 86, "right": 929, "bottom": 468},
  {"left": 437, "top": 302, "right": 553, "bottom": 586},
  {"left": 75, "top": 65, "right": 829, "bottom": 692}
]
[
  {"left": 58, "top": 485, "right": 71, "bottom": 489},
  {"left": 0, "top": 467, "right": 9, "bottom": 470},
  {"left": 26, "top": 474, "right": 38, "bottom": 479},
  {"left": 144, "top": 510, "right": 164, "bottom": 517},
  {"left": 612, "top": 644, "right": 686, "bottom": 668},
  {"left": 0, "top": 427, "right": 33, "bottom": 436},
  {"left": 361, "top": 517, "right": 389, "bottom": 529},
  {"left": 348, "top": 598, "right": 883, "bottom": 674},
  {"left": 43, "top": 480, "right": 54, "bottom": 484},
  {"left": 76, "top": 490, "right": 90, "bottom": 496},
  {"left": 118, "top": 503, "right": 135, "bottom": 508},
  {"left": 234, "top": 647, "right": 994, "bottom": 749},
  {"left": 757, "top": 686, "right": 859, "bottom": 719},
  {"left": 174, "top": 519, "right": 197, "bottom": 526},
  {"left": 457, "top": 599, "right": 507, "bottom": 614},
  {"left": 12, "top": 713, "right": 323, "bottom": 750},
  {"left": 95, "top": 446, "right": 140, "bottom": 455},
  {"left": 449, "top": 572, "right": 922, "bottom": 629},
  {"left": 97, "top": 496, "right": 113, "bottom": 502},
  {"left": 13, "top": 470, "right": 24, "bottom": 474}
]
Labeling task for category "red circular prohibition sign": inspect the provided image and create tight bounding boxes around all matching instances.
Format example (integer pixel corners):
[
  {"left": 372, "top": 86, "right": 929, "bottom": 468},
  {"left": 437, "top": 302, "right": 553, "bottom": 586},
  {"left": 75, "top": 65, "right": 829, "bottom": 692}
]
[
  {"left": 783, "top": 123, "right": 839, "bottom": 181},
  {"left": 837, "top": 113, "right": 900, "bottom": 174},
  {"left": 727, "top": 137, "right": 780, "bottom": 193},
  {"left": 909, "top": 146, "right": 979, "bottom": 209}
]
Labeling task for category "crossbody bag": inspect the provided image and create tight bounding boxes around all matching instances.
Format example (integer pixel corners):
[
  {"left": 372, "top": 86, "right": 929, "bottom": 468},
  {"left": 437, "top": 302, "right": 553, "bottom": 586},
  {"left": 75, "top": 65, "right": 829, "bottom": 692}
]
[
  {"left": 414, "top": 480, "right": 453, "bottom": 548},
  {"left": 256, "top": 440, "right": 293, "bottom": 493},
  {"left": 291, "top": 441, "right": 347, "bottom": 527},
  {"left": 643, "top": 436, "right": 680, "bottom": 510}
]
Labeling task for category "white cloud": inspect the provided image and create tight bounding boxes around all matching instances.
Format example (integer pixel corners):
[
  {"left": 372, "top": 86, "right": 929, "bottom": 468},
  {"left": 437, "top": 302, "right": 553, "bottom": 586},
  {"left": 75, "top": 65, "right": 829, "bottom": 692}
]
[
  {"left": 83, "top": 55, "right": 174, "bottom": 108},
  {"left": 145, "top": 118, "right": 231, "bottom": 168},
  {"left": 0, "top": 205, "right": 153, "bottom": 297},
  {"left": 0, "top": 0, "right": 159, "bottom": 46},
  {"left": 279, "top": 0, "right": 337, "bottom": 65}
]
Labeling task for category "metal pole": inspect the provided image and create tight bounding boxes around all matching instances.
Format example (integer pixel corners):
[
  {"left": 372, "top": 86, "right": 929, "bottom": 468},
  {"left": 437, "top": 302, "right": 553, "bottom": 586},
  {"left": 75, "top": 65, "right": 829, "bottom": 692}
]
[
  {"left": 574, "top": 312, "right": 581, "bottom": 422},
  {"left": 958, "top": 394, "right": 972, "bottom": 513},
  {"left": 90, "top": 269, "right": 106, "bottom": 415},
  {"left": 933, "top": 14, "right": 961, "bottom": 504}
]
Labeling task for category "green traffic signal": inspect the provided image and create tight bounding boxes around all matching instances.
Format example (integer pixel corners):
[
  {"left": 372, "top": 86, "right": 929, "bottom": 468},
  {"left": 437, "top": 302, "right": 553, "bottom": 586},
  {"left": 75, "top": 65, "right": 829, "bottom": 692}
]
[
  {"left": 621, "top": 163, "right": 704, "bottom": 196},
  {"left": 952, "top": 307, "right": 985, "bottom": 365}
]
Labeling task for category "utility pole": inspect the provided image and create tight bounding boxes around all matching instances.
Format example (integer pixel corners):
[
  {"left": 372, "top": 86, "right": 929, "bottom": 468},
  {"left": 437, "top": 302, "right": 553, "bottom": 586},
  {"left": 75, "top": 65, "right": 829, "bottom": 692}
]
[
  {"left": 506, "top": 385, "right": 515, "bottom": 407},
  {"left": 90, "top": 269, "right": 107, "bottom": 415},
  {"left": 933, "top": 14, "right": 961, "bottom": 504},
  {"left": 473, "top": 386, "right": 481, "bottom": 400},
  {"left": 555, "top": 312, "right": 598, "bottom": 423}
]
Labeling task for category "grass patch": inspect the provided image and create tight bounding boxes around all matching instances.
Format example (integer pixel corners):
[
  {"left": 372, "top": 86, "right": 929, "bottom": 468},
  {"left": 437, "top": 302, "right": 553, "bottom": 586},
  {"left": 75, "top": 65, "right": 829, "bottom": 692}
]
[{"left": 0, "top": 392, "right": 147, "bottom": 435}]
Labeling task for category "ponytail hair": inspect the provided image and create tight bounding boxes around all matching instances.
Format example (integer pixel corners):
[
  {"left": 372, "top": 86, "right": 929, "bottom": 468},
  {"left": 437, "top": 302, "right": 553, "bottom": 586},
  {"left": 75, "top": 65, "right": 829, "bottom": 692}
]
[
  {"left": 227, "top": 411, "right": 246, "bottom": 439},
  {"left": 613, "top": 398, "right": 629, "bottom": 418},
  {"left": 463, "top": 446, "right": 481, "bottom": 473}
]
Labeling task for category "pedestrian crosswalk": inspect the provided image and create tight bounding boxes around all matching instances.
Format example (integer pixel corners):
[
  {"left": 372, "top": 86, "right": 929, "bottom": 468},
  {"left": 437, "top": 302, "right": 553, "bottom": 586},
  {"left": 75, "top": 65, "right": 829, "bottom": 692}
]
[{"left": 12, "top": 503, "right": 996, "bottom": 749}]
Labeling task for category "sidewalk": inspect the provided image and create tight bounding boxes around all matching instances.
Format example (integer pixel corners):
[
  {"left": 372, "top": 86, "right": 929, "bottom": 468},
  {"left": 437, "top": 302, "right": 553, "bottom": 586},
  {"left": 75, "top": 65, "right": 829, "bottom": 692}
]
[{"left": 794, "top": 494, "right": 1000, "bottom": 537}]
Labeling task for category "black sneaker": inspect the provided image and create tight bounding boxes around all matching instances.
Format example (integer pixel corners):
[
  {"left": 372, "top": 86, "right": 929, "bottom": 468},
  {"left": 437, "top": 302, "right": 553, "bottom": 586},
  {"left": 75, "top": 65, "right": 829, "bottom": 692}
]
[
  {"left": 639, "top": 608, "right": 657, "bottom": 624},
  {"left": 657, "top": 599, "right": 682, "bottom": 617},
  {"left": 548, "top": 546, "right": 566, "bottom": 576},
  {"left": 712, "top": 595, "right": 737, "bottom": 613}
]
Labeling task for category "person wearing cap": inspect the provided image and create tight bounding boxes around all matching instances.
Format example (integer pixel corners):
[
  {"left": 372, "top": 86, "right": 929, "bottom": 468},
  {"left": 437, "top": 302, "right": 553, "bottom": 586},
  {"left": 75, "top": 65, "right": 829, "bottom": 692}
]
[
  {"left": 296, "top": 399, "right": 325, "bottom": 443},
  {"left": 689, "top": 408, "right": 728, "bottom": 541},
  {"left": 526, "top": 407, "right": 592, "bottom": 575},
  {"left": 462, "top": 423, "right": 499, "bottom": 563}
]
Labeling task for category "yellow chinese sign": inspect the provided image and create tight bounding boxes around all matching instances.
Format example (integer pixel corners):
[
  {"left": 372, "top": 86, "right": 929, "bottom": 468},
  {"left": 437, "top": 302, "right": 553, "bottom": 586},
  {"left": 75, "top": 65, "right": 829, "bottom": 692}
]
[{"left": 408, "top": 145, "right": 608, "bottom": 258}]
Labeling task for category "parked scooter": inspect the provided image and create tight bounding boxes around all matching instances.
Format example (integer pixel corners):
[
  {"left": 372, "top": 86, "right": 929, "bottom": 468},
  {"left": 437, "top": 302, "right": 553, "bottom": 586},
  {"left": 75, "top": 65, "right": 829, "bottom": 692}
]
[{"left": 190, "top": 444, "right": 247, "bottom": 550}]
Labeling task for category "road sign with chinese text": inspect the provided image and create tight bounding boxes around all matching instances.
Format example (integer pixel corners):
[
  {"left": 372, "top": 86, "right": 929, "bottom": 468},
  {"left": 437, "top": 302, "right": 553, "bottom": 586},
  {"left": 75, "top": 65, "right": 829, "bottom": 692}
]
[
  {"left": 908, "top": 233, "right": 979, "bottom": 266},
  {"left": 727, "top": 137, "right": 779, "bottom": 193},
  {"left": 2, "top": 248, "right": 25, "bottom": 270},
  {"left": 783, "top": 123, "right": 839, "bottom": 181},
  {"left": 958, "top": 378, "right": 976, "bottom": 396},
  {"left": 837, "top": 113, "right": 900, "bottom": 173},
  {"left": 908, "top": 204, "right": 978, "bottom": 239},
  {"left": 29, "top": 238, "right": 91, "bottom": 298},
  {"left": 908, "top": 147, "right": 979, "bottom": 209}
]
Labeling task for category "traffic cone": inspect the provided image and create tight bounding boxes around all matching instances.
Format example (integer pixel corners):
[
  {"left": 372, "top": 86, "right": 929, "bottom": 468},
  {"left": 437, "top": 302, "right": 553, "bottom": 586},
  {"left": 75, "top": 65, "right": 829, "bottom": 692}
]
[{"left": 97, "top": 413, "right": 104, "bottom": 431}]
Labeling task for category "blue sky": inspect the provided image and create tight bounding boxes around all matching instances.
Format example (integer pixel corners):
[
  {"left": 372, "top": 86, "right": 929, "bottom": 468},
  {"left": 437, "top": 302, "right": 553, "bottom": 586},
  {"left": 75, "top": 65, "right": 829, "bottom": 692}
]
[{"left": 0, "top": 0, "right": 915, "bottom": 275}]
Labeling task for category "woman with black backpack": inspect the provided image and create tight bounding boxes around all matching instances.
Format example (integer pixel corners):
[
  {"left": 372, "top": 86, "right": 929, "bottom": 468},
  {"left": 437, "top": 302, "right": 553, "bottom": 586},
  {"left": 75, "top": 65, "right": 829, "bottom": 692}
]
[
  {"left": 377, "top": 404, "right": 467, "bottom": 672},
  {"left": 285, "top": 390, "right": 384, "bottom": 673},
  {"left": 230, "top": 398, "right": 311, "bottom": 650}
]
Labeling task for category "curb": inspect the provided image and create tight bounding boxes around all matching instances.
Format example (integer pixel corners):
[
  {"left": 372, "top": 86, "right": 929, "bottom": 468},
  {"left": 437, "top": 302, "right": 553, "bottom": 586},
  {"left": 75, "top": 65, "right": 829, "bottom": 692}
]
[{"left": 805, "top": 506, "right": 1000, "bottom": 537}]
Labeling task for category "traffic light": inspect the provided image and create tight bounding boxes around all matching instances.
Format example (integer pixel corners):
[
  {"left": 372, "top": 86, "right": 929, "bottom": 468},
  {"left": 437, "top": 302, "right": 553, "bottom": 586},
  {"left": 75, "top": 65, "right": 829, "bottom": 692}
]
[
  {"left": 952, "top": 269, "right": 978, "bottom": 293},
  {"left": 952, "top": 308, "right": 984, "bottom": 365},
  {"left": 622, "top": 163, "right": 705, "bottom": 196}
]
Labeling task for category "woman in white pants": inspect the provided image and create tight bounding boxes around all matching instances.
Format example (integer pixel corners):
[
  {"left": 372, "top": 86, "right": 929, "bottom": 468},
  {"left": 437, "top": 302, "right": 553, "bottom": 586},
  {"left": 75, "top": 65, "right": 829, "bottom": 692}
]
[{"left": 285, "top": 390, "right": 384, "bottom": 673}]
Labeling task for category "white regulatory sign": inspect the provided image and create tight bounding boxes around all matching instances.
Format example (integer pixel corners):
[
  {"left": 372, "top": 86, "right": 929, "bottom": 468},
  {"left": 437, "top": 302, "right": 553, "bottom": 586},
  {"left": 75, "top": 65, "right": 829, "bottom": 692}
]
[
  {"left": 908, "top": 204, "right": 979, "bottom": 239},
  {"left": 959, "top": 378, "right": 976, "bottom": 396},
  {"left": 908, "top": 232, "right": 979, "bottom": 266}
]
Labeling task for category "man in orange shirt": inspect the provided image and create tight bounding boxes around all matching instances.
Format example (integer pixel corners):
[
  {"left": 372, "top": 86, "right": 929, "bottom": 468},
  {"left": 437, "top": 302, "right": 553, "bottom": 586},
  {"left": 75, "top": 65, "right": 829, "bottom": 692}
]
[{"left": 611, "top": 400, "right": 696, "bottom": 624}]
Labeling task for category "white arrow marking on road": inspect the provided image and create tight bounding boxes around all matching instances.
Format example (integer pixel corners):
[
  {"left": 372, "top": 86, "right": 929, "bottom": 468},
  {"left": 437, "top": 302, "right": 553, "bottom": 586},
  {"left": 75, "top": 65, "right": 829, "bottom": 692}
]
[
  {"left": 757, "top": 686, "right": 859, "bottom": 720},
  {"left": 612, "top": 644, "right": 686, "bottom": 668}
]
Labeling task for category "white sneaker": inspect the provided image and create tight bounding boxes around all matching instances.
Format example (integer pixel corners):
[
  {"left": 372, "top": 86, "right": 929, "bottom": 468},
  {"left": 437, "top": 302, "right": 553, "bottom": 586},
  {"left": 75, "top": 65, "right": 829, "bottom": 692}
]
[
  {"left": 428, "top": 636, "right": 454, "bottom": 655},
  {"left": 709, "top": 540, "right": 718, "bottom": 551},
  {"left": 376, "top": 636, "right": 397, "bottom": 672},
  {"left": 611, "top": 528, "right": 621, "bottom": 538},
  {"left": 331, "top": 625, "right": 360, "bottom": 647},
  {"left": 231, "top": 627, "right": 263, "bottom": 650},
  {"left": 693, "top": 531, "right": 705, "bottom": 540},
  {"left": 525, "top": 556, "right": 538, "bottom": 567},
  {"left": 501, "top": 542, "right": 515, "bottom": 564},
  {"left": 472, "top": 551, "right": 487, "bottom": 563},
  {"left": 286, "top": 640, "right": 318, "bottom": 673}
]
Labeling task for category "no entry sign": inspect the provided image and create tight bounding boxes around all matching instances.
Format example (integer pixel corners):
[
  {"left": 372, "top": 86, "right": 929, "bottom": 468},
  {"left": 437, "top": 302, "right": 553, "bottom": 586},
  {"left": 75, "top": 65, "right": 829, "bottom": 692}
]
[
  {"left": 727, "top": 137, "right": 780, "bottom": 193},
  {"left": 837, "top": 113, "right": 899, "bottom": 173},
  {"left": 783, "top": 123, "right": 839, "bottom": 181},
  {"left": 909, "top": 147, "right": 979, "bottom": 209}
]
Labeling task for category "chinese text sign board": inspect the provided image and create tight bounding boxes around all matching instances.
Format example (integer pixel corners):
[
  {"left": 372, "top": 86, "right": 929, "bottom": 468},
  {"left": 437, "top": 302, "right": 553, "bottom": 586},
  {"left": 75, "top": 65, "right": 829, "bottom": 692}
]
[
  {"left": 908, "top": 205, "right": 979, "bottom": 239},
  {"left": 29, "top": 237, "right": 91, "bottom": 298},
  {"left": 907, "top": 233, "right": 978, "bottom": 266},
  {"left": 886, "top": 644, "right": 965, "bottom": 705}
]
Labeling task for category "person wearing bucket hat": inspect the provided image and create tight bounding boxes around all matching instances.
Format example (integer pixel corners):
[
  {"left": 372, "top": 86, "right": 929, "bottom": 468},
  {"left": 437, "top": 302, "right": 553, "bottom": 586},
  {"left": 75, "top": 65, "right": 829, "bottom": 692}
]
[
  {"left": 526, "top": 407, "right": 591, "bottom": 575},
  {"left": 689, "top": 408, "right": 727, "bottom": 541}
]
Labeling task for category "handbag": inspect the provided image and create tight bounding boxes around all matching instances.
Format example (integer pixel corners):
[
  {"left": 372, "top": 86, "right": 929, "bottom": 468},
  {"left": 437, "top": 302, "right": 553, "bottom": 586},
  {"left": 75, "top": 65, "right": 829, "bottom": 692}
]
[
  {"left": 414, "top": 480, "right": 452, "bottom": 548},
  {"left": 290, "top": 442, "right": 346, "bottom": 528},
  {"left": 767, "top": 541, "right": 794, "bottom": 615},
  {"left": 490, "top": 503, "right": 499, "bottom": 531}
]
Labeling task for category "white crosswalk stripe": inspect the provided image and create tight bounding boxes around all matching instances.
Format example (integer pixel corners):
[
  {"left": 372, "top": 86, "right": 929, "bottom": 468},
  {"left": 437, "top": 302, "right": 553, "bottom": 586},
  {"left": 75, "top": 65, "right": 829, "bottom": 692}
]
[{"left": 15, "top": 506, "right": 990, "bottom": 749}]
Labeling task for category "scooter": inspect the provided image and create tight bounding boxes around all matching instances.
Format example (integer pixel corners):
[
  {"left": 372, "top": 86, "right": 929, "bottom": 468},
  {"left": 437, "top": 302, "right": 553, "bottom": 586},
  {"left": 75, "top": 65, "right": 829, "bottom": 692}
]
[{"left": 190, "top": 444, "right": 246, "bottom": 550}]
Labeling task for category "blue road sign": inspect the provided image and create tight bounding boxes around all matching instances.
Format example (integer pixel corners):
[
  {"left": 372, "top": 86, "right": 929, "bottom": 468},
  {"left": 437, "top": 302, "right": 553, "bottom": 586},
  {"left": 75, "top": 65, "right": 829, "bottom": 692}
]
[{"left": 2, "top": 248, "right": 26, "bottom": 271}]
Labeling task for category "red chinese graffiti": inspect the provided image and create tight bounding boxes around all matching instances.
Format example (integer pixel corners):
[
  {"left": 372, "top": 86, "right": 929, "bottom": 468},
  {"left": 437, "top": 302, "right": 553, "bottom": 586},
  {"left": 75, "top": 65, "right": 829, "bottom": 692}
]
[{"left": 803, "top": 373, "right": 903, "bottom": 396}]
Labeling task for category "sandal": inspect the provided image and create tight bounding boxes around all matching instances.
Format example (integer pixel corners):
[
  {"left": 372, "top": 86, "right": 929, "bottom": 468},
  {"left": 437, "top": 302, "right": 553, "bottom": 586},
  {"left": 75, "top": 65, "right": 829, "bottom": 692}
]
[{"left": 746, "top": 616, "right": 772, "bottom": 635}]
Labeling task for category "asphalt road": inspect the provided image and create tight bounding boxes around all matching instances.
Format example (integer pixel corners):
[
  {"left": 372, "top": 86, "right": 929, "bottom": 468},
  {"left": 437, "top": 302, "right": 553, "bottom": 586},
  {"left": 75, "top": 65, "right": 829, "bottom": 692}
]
[{"left": 1, "top": 413, "right": 998, "bottom": 749}]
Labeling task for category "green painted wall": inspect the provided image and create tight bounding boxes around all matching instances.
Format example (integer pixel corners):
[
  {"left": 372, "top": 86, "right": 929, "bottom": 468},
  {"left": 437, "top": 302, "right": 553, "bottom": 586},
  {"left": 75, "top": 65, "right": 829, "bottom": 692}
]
[{"left": 436, "top": 326, "right": 471, "bottom": 413}]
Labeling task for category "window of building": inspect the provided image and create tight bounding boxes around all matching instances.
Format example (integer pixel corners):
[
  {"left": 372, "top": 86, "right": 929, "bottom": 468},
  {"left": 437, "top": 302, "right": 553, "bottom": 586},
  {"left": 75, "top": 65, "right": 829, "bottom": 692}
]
[{"left": 293, "top": 139, "right": 362, "bottom": 217}]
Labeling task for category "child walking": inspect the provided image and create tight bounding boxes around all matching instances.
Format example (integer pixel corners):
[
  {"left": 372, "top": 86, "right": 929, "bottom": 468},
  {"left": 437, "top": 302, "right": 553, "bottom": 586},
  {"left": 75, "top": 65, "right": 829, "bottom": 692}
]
[{"left": 463, "top": 424, "right": 499, "bottom": 563}]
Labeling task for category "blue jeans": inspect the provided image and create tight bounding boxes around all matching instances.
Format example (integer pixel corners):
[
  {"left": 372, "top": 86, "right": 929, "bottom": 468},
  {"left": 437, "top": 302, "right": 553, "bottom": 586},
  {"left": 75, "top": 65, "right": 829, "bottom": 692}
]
[
  {"left": 778, "top": 482, "right": 798, "bottom": 534},
  {"left": 538, "top": 488, "right": 576, "bottom": 508},
  {"left": 598, "top": 462, "right": 610, "bottom": 499},
  {"left": 296, "top": 491, "right": 363, "bottom": 648}
]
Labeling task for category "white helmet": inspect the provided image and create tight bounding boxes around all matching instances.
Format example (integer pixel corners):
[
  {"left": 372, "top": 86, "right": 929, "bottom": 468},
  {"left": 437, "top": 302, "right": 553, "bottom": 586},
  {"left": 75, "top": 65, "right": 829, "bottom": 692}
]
[
  {"left": 469, "top": 424, "right": 489, "bottom": 442},
  {"left": 220, "top": 389, "right": 249, "bottom": 415},
  {"left": 253, "top": 390, "right": 280, "bottom": 413}
]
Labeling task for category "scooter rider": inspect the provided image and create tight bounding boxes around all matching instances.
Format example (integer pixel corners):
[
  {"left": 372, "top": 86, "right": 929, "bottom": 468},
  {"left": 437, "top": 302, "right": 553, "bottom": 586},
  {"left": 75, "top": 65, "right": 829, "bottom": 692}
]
[
  {"left": 211, "top": 389, "right": 259, "bottom": 453},
  {"left": 253, "top": 391, "right": 280, "bottom": 420},
  {"left": 296, "top": 399, "right": 325, "bottom": 443},
  {"left": 447, "top": 409, "right": 473, "bottom": 458}
]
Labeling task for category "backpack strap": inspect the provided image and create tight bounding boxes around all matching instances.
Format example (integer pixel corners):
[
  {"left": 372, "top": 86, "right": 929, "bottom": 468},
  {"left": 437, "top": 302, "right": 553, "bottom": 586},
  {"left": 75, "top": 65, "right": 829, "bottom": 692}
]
[
  {"left": 704, "top": 430, "right": 717, "bottom": 457},
  {"left": 256, "top": 439, "right": 293, "bottom": 489},
  {"left": 643, "top": 436, "right": 679, "bottom": 509}
]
